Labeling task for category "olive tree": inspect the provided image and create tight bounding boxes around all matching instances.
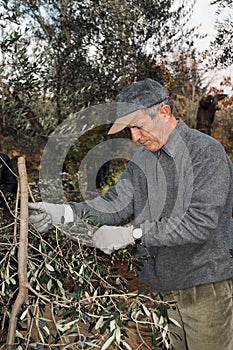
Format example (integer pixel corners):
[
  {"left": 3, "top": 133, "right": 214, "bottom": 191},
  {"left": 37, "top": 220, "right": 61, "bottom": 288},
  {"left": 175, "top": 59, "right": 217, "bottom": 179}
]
[
  {"left": 210, "top": 0, "right": 233, "bottom": 67},
  {"left": 0, "top": 0, "right": 198, "bottom": 132}
]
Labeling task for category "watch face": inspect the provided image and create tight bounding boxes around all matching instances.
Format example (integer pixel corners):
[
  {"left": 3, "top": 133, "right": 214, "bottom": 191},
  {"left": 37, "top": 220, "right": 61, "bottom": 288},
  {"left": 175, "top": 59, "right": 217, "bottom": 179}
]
[{"left": 133, "top": 228, "right": 142, "bottom": 239}]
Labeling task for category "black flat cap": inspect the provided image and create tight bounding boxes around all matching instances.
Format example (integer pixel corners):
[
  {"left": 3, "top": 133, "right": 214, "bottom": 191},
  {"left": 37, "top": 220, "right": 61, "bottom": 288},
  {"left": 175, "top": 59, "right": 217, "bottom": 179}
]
[{"left": 108, "top": 78, "right": 169, "bottom": 134}]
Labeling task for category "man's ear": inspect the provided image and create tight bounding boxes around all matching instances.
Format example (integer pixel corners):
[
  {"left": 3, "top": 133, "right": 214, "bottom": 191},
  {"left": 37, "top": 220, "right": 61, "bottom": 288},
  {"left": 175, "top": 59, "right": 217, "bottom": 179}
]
[{"left": 159, "top": 105, "right": 171, "bottom": 120}]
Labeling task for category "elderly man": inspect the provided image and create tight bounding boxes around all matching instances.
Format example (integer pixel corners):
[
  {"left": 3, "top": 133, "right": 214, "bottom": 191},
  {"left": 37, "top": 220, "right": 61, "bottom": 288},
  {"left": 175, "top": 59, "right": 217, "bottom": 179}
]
[{"left": 29, "top": 78, "right": 233, "bottom": 350}]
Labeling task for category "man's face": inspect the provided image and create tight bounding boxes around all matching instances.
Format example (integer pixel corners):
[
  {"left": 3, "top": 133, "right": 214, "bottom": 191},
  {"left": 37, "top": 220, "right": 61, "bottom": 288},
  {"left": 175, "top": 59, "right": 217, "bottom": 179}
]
[{"left": 128, "top": 109, "right": 171, "bottom": 152}]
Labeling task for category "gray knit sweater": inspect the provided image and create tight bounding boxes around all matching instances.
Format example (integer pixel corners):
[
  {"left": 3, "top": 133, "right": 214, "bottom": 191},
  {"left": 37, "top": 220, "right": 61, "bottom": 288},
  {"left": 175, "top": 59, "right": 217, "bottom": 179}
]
[{"left": 70, "top": 118, "right": 233, "bottom": 291}]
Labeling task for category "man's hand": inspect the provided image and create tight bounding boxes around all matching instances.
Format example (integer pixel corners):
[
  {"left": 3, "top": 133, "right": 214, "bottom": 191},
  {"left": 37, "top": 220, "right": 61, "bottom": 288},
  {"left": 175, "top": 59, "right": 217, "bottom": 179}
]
[
  {"left": 28, "top": 202, "right": 65, "bottom": 233},
  {"left": 93, "top": 225, "right": 135, "bottom": 254}
]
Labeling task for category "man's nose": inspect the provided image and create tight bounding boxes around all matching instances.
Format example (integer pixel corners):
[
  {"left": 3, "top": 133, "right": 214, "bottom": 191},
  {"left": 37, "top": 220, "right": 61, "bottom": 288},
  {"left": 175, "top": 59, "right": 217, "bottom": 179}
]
[{"left": 130, "top": 128, "right": 141, "bottom": 142}]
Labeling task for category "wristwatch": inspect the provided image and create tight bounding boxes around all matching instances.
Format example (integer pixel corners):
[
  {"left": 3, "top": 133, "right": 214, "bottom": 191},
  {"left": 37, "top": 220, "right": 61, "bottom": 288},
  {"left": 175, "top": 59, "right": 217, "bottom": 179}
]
[{"left": 132, "top": 228, "right": 142, "bottom": 244}]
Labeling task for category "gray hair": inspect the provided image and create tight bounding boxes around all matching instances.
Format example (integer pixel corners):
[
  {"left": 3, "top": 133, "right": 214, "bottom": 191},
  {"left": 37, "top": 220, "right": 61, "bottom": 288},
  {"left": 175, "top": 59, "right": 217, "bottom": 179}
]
[{"left": 144, "top": 98, "right": 173, "bottom": 119}]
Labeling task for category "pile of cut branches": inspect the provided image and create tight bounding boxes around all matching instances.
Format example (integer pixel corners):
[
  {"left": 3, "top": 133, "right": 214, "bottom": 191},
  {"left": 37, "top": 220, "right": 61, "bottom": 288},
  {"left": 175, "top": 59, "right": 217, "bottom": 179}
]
[{"left": 0, "top": 158, "right": 176, "bottom": 350}]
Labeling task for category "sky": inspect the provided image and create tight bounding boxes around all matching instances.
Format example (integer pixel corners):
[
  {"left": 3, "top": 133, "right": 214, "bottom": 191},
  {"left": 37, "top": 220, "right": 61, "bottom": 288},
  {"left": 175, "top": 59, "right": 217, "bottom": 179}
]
[{"left": 190, "top": 0, "right": 218, "bottom": 50}]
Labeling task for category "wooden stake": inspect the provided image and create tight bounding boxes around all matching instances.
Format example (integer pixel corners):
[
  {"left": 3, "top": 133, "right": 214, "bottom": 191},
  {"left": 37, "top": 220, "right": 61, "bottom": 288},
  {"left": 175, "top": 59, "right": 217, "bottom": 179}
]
[{"left": 6, "top": 157, "right": 29, "bottom": 346}]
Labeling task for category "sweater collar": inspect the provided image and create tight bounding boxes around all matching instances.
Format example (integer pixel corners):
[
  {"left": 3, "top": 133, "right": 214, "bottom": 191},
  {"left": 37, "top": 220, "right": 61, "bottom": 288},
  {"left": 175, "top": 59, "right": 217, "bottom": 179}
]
[{"left": 161, "top": 118, "right": 188, "bottom": 158}]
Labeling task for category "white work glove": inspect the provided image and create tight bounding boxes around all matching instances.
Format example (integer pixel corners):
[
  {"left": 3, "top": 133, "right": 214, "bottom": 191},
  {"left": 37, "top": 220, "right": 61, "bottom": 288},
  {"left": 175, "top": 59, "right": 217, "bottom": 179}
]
[
  {"left": 28, "top": 202, "right": 66, "bottom": 233},
  {"left": 93, "top": 225, "right": 135, "bottom": 255}
]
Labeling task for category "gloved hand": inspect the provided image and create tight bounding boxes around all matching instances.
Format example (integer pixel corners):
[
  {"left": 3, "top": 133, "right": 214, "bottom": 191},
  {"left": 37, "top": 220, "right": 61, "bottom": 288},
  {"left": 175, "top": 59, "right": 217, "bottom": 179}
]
[
  {"left": 93, "top": 225, "right": 135, "bottom": 254},
  {"left": 28, "top": 202, "right": 65, "bottom": 233}
]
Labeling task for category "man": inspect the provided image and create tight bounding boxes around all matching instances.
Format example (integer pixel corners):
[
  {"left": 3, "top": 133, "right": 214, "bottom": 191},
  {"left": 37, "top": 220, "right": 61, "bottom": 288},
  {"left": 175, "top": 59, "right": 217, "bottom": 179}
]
[{"left": 29, "top": 78, "right": 233, "bottom": 350}]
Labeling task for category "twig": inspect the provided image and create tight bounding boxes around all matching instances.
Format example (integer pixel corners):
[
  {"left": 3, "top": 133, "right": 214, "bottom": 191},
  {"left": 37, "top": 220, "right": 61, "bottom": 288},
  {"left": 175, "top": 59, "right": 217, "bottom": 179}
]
[
  {"left": 135, "top": 319, "right": 151, "bottom": 350},
  {"left": 6, "top": 157, "right": 29, "bottom": 346},
  {"left": 50, "top": 302, "right": 66, "bottom": 347},
  {"left": 28, "top": 183, "right": 35, "bottom": 202},
  {"left": 25, "top": 298, "right": 39, "bottom": 349},
  {"left": 0, "top": 155, "right": 18, "bottom": 178},
  {"left": 0, "top": 190, "right": 16, "bottom": 217},
  {"left": 27, "top": 283, "right": 70, "bottom": 308},
  {"left": 13, "top": 183, "right": 20, "bottom": 243},
  {"left": 0, "top": 222, "right": 15, "bottom": 231}
]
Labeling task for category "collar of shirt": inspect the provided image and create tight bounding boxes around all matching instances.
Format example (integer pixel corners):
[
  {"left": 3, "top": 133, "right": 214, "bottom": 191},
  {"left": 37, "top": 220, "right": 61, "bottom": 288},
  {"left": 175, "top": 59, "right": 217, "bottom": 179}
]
[{"left": 161, "top": 118, "right": 187, "bottom": 158}]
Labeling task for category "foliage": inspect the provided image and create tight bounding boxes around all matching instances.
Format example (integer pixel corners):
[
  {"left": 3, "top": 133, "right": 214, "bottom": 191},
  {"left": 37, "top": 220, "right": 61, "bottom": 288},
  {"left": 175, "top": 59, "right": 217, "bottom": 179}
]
[
  {"left": 210, "top": 16, "right": 233, "bottom": 67},
  {"left": 210, "top": 0, "right": 233, "bottom": 10},
  {"left": 0, "top": 0, "right": 199, "bottom": 128},
  {"left": 167, "top": 50, "right": 205, "bottom": 102},
  {"left": 96, "top": 160, "right": 129, "bottom": 195},
  {"left": 0, "top": 183, "right": 176, "bottom": 349},
  {"left": 0, "top": 0, "right": 214, "bottom": 193},
  {"left": 0, "top": 0, "right": 205, "bottom": 183},
  {"left": 209, "top": 0, "right": 233, "bottom": 67}
]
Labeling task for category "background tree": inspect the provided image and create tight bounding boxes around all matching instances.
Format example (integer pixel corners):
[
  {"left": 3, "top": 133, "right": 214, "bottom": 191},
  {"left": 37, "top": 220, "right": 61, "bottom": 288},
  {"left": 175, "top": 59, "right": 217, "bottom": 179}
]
[
  {"left": 0, "top": 0, "right": 202, "bottom": 177},
  {"left": 210, "top": 0, "right": 233, "bottom": 67},
  {"left": 0, "top": 0, "right": 199, "bottom": 129},
  {"left": 211, "top": 0, "right": 233, "bottom": 9}
]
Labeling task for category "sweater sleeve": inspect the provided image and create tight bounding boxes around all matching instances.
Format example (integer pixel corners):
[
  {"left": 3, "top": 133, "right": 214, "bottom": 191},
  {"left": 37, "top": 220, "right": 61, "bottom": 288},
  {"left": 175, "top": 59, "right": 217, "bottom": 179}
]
[
  {"left": 68, "top": 161, "right": 135, "bottom": 226},
  {"left": 141, "top": 144, "right": 232, "bottom": 247}
]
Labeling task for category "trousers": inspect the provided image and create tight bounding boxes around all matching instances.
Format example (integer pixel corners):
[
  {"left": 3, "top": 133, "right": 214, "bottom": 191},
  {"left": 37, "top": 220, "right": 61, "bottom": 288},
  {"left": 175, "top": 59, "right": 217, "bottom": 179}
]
[{"left": 163, "top": 279, "right": 233, "bottom": 350}]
